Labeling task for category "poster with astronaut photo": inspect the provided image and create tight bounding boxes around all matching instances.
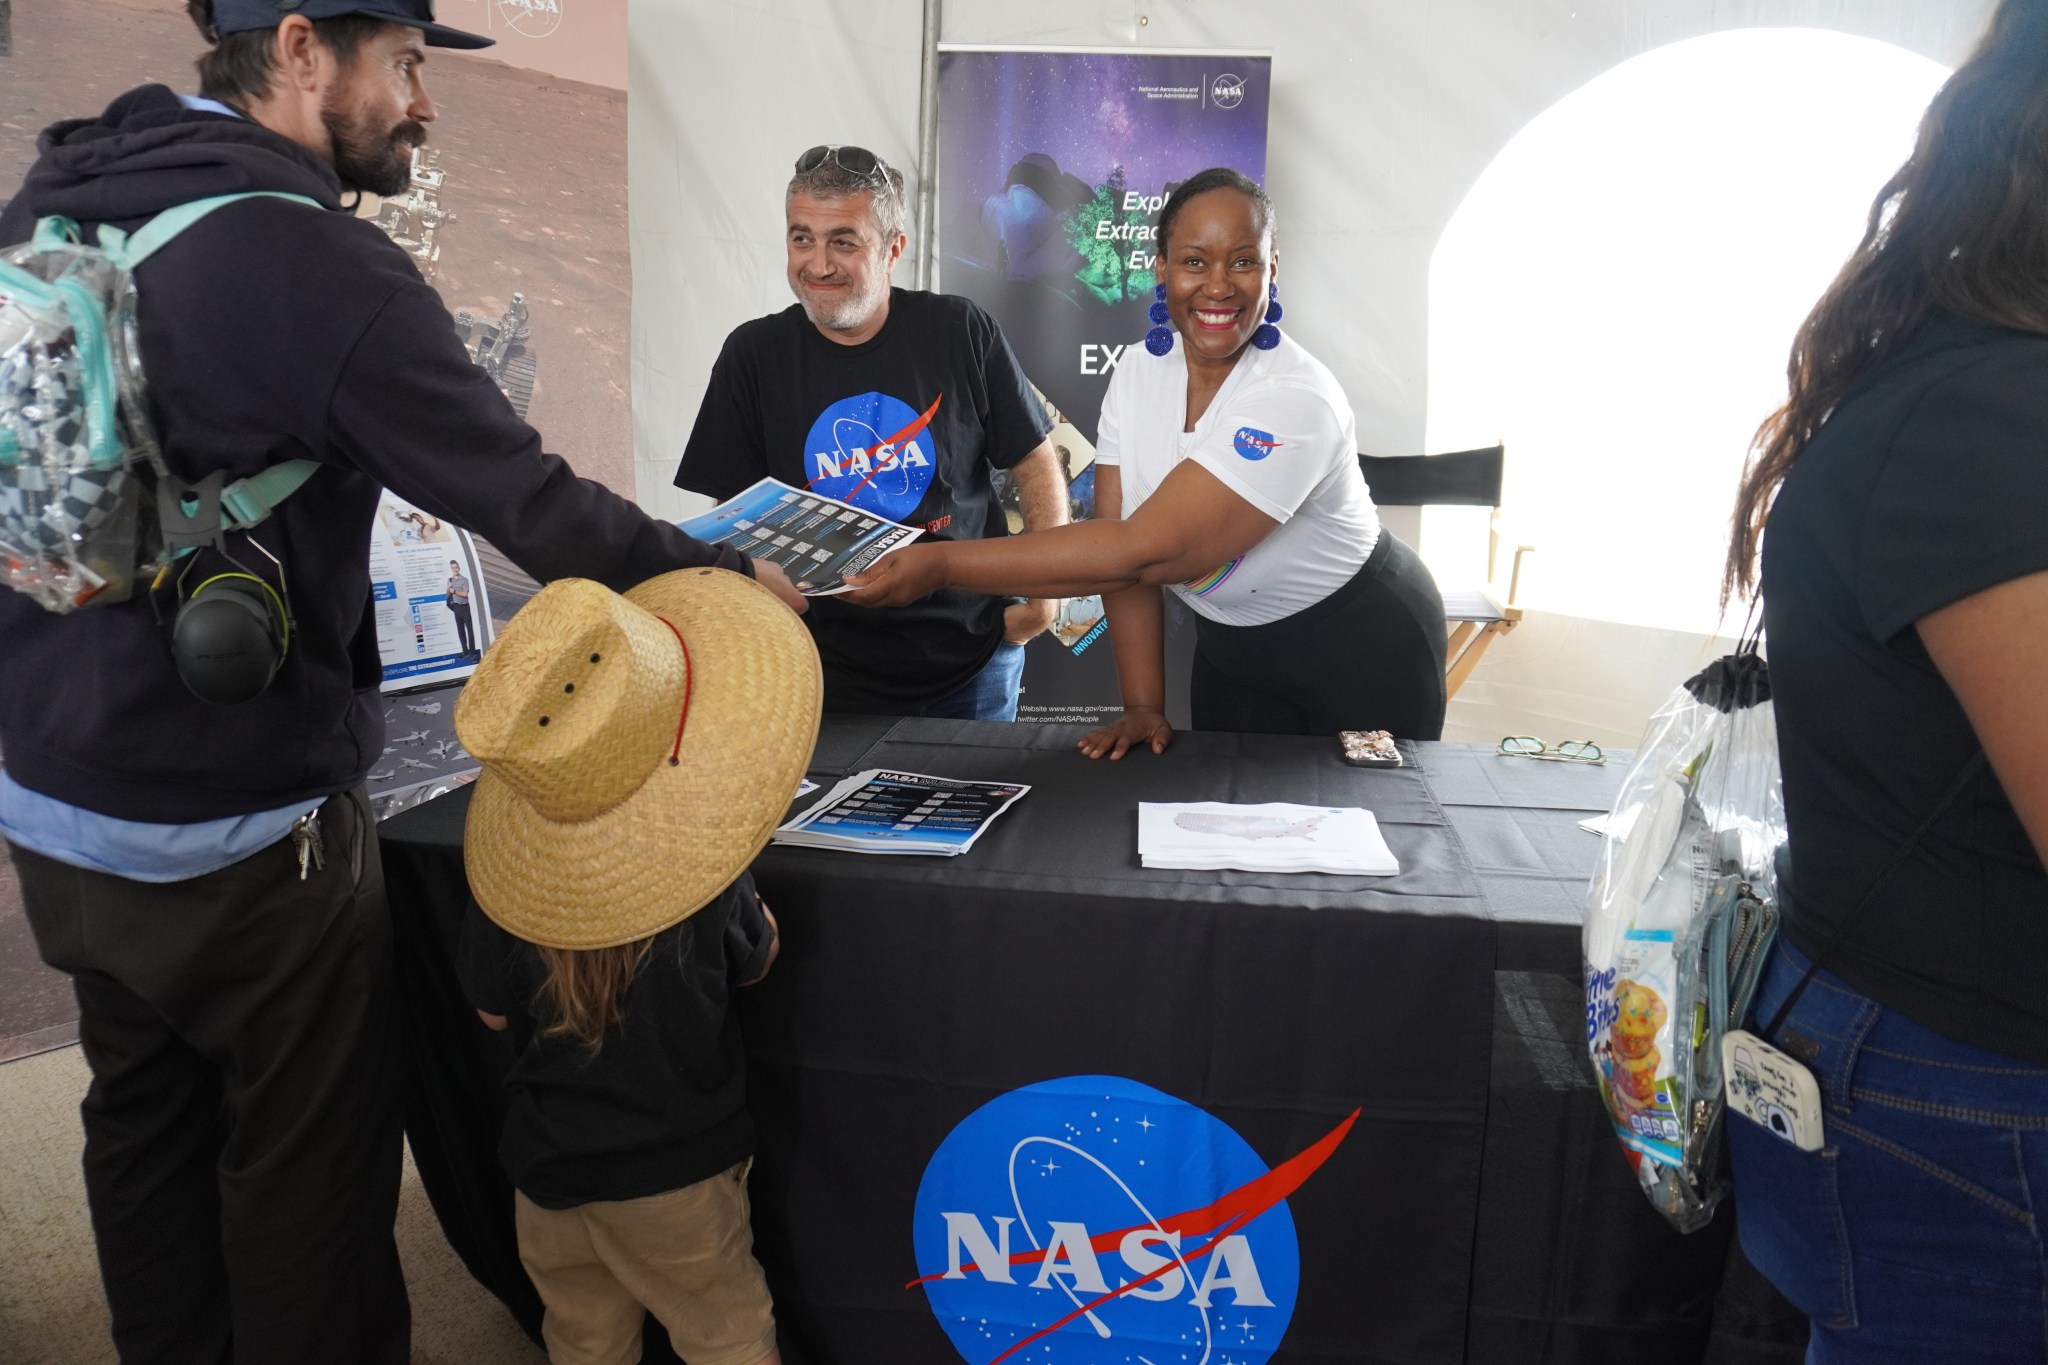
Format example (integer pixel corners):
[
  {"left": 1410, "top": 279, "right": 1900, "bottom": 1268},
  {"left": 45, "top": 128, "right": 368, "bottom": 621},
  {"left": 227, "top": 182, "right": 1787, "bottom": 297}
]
[
  {"left": 939, "top": 48, "right": 1271, "bottom": 725},
  {"left": 370, "top": 490, "right": 495, "bottom": 692}
]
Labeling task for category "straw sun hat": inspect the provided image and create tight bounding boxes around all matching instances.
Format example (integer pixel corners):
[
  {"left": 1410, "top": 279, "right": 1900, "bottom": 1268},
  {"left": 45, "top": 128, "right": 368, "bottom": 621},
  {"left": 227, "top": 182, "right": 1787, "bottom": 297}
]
[{"left": 455, "top": 567, "right": 821, "bottom": 950}]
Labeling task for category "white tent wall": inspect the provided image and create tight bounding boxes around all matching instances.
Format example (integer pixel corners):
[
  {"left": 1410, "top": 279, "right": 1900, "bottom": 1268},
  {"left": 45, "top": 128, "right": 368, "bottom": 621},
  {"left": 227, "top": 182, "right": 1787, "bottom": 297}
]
[{"left": 629, "top": 0, "right": 1995, "bottom": 745}]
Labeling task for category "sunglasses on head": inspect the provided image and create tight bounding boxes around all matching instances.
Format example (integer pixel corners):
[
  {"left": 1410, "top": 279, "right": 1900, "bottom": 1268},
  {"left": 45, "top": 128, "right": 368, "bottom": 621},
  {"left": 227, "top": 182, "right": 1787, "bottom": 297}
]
[{"left": 795, "top": 144, "right": 886, "bottom": 179}]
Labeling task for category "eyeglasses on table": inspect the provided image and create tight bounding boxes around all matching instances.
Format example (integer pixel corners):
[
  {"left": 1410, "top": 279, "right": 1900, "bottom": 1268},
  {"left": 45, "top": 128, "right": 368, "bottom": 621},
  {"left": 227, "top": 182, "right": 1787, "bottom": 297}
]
[{"left": 1497, "top": 736, "right": 1605, "bottom": 764}]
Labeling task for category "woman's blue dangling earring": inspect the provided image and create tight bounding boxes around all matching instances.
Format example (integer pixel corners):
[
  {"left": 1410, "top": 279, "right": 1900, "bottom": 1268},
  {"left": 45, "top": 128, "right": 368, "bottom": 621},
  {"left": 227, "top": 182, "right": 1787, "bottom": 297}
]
[
  {"left": 1145, "top": 282, "right": 1174, "bottom": 356},
  {"left": 1252, "top": 282, "right": 1283, "bottom": 350}
]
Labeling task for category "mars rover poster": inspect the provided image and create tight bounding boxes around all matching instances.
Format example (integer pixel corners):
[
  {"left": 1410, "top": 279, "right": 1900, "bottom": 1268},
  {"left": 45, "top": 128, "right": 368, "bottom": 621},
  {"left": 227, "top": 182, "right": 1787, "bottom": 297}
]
[{"left": 0, "top": 0, "right": 632, "bottom": 646}]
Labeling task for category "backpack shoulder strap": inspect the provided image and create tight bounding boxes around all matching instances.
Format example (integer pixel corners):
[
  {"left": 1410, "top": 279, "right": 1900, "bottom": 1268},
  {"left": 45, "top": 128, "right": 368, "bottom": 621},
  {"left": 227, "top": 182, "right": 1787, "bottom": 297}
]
[
  {"left": 103, "top": 192, "right": 327, "bottom": 530},
  {"left": 221, "top": 459, "right": 322, "bottom": 532},
  {"left": 98, "top": 192, "right": 325, "bottom": 271}
]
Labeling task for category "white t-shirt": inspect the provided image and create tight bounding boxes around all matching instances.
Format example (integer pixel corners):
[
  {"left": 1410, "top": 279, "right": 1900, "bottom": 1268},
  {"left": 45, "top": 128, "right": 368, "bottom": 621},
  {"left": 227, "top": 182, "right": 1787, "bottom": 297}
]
[{"left": 1095, "top": 332, "right": 1379, "bottom": 626}]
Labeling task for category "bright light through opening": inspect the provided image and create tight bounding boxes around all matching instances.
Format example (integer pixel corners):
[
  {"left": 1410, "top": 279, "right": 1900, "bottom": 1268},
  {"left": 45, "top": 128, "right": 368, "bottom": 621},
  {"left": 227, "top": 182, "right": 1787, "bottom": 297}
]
[{"left": 1423, "top": 29, "right": 1951, "bottom": 636}]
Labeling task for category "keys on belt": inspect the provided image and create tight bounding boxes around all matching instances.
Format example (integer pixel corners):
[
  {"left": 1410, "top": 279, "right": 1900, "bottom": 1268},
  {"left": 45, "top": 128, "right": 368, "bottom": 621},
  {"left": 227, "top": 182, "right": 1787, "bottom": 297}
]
[{"left": 290, "top": 810, "right": 326, "bottom": 881}]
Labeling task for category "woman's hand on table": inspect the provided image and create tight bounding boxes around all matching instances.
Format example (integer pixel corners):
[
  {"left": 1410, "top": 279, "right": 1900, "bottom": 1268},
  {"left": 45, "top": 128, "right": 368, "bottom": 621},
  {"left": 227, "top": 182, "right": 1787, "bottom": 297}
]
[{"left": 1080, "top": 706, "right": 1174, "bottom": 760}]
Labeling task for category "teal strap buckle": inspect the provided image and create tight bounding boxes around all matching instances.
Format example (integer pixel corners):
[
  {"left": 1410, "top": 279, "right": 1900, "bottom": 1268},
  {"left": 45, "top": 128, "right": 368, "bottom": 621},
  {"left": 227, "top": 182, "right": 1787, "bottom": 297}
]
[
  {"left": 221, "top": 460, "right": 320, "bottom": 530},
  {"left": 28, "top": 217, "right": 83, "bottom": 252}
]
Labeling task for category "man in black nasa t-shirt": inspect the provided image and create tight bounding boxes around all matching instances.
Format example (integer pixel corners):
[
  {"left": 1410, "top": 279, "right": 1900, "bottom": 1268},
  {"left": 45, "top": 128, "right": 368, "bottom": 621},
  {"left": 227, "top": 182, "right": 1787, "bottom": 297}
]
[{"left": 676, "top": 146, "right": 1069, "bottom": 716}]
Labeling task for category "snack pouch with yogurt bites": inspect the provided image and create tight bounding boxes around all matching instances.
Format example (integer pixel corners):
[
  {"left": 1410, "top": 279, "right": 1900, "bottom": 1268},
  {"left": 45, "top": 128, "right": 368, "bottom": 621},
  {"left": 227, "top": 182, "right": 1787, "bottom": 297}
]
[{"left": 1582, "top": 655, "right": 1785, "bottom": 1234}]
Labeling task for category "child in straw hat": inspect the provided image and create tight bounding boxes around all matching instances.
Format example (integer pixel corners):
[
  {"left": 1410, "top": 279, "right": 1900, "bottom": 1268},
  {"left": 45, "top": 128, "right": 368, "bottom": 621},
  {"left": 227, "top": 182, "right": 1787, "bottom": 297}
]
[{"left": 451, "top": 567, "right": 822, "bottom": 1365}]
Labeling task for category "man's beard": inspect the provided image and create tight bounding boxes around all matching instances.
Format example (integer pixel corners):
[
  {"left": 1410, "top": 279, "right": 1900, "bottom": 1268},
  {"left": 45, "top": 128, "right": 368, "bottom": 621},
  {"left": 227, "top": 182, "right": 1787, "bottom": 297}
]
[
  {"left": 322, "top": 103, "right": 425, "bottom": 197},
  {"left": 794, "top": 267, "right": 889, "bottom": 334}
]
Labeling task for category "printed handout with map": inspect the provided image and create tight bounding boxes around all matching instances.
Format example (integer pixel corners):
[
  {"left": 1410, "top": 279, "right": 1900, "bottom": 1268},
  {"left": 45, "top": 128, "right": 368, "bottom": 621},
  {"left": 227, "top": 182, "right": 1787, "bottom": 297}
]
[
  {"left": 678, "top": 478, "right": 922, "bottom": 596},
  {"left": 1138, "top": 801, "right": 1400, "bottom": 875}
]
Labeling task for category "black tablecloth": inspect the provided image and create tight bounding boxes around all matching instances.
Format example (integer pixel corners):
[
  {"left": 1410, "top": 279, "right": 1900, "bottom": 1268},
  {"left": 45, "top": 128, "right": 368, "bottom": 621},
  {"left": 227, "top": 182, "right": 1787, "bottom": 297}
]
[{"left": 381, "top": 718, "right": 1803, "bottom": 1365}]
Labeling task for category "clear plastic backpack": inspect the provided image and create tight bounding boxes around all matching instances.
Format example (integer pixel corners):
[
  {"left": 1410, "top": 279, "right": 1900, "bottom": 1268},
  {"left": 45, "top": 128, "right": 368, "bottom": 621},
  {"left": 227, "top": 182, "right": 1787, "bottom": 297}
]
[
  {"left": 0, "top": 193, "right": 320, "bottom": 612},
  {"left": 1582, "top": 653, "right": 1785, "bottom": 1232}
]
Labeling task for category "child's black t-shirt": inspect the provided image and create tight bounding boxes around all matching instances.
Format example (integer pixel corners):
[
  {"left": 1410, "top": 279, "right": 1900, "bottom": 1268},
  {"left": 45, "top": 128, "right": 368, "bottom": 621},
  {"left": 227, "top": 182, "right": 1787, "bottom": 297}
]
[{"left": 457, "top": 873, "right": 775, "bottom": 1208}]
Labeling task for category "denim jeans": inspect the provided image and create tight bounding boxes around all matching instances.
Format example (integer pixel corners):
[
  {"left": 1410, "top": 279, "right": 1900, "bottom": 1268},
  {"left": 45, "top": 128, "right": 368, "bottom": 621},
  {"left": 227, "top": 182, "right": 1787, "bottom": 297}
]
[
  {"left": 1729, "top": 939, "right": 2048, "bottom": 1363},
  {"left": 913, "top": 641, "right": 1026, "bottom": 722}
]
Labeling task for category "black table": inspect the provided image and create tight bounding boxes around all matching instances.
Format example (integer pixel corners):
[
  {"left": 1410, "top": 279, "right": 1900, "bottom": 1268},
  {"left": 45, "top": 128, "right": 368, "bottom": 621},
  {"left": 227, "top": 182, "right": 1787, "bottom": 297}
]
[{"left": 381, "top": 717, "right": 1801, "bottom": 1365}]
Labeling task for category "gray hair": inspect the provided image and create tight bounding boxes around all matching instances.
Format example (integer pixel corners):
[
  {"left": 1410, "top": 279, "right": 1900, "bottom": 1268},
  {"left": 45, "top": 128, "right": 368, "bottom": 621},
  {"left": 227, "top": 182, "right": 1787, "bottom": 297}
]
[{"left": 787, "top": 156, "right": 909, "bottom": 244}]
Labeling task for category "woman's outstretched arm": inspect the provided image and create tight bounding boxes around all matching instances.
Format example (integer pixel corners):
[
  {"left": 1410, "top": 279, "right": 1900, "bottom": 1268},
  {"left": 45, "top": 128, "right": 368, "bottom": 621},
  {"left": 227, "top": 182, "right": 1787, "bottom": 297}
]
[{"left": 842, "top": 459, "right": 1277, "bottom": 604}]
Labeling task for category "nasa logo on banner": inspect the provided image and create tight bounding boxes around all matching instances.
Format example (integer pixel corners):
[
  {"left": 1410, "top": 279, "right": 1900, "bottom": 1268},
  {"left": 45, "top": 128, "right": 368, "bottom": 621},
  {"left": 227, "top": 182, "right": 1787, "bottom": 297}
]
[
  {"left": 495, "top": 0, "right": 564, "bottom": 38},
  {"left": 1232, "top": 426, "right": 1280, "bottom": 462},
  {"left": 910, "top": 1075, "right": 1357, "bottom": 1365},
  {"left": 1211, "top": 72, "right": 1248, "bottom": 109},
  {"left": 803, "top": 391, "right": 942, "bottom": 523}
]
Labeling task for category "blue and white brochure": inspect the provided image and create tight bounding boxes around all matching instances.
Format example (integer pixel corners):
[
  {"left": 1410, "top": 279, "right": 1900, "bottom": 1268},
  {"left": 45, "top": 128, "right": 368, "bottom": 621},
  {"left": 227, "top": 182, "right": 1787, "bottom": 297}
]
[
  {"left": 773, "top": 769, "right": 1031, "bottom": 857},
  {"left": 678, "top": 477, "right": 922, "bottom": 596}
]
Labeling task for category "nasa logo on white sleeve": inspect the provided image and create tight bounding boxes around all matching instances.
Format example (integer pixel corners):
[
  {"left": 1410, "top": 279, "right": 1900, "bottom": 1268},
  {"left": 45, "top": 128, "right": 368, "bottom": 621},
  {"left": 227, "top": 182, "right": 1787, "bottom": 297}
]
[
  {"left": 1231, "top": 426, "right": 1280, "bottom": 461},
  {"left": 911, "top": 1074, "right": 1351, "bottom": 1363}
]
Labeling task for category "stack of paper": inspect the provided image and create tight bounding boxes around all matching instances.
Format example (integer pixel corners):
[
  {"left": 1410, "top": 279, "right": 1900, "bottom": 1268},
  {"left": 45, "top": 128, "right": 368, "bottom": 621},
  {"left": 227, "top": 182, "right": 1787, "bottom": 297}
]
[
  {"left": 774, "top": 769, "right": 1030, "bottom": 856},
  {"left": 1138, "top": 802, "right": 1400, "bottom": 876}
]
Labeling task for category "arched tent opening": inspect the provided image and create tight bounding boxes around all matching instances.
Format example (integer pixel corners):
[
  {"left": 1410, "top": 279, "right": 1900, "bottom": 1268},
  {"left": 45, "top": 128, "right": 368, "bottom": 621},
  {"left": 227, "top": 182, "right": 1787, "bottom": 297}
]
[{"left": 1422, "top": 28, "right": 1951, "bottom": 737}]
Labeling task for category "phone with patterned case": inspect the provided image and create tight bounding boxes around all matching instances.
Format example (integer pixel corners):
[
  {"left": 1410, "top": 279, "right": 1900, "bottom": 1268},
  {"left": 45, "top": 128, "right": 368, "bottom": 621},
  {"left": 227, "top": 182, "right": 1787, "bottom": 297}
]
[{"left": 1721, "top": 1028, "right": 1825, "bottom": 1151}]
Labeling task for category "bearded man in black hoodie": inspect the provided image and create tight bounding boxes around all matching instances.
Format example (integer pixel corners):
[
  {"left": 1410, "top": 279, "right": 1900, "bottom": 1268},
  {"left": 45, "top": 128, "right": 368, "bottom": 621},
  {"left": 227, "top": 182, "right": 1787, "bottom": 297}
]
[{"left": 0, "top": 4, "right": 804, "bottom": 1361}]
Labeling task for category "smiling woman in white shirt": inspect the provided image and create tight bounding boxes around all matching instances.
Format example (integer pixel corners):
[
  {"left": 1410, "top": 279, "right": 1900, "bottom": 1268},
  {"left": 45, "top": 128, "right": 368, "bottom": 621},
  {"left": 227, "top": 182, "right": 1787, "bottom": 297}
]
[{"left": 844, "top": 167, "right": 1447, "bottom": 756}]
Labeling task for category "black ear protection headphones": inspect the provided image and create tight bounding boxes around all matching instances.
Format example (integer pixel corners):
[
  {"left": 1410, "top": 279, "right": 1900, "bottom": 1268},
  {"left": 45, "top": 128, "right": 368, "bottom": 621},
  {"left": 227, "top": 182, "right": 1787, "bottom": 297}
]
[
  {"left": 169, "top": 569, "right": 293, "bottom": 706},
  {"left": 151, "top": 471, "right": 297, "bottom": 706}
]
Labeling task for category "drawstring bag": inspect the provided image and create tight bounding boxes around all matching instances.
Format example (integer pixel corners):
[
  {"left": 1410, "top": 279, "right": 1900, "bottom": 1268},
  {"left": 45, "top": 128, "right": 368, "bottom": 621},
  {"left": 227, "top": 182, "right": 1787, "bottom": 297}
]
[
  {"left": 0, "top": 193, "right": 319, "bottom": 612},
  {"left": 1582, "top": 653, "right": 1785, "bottom": 1232}
]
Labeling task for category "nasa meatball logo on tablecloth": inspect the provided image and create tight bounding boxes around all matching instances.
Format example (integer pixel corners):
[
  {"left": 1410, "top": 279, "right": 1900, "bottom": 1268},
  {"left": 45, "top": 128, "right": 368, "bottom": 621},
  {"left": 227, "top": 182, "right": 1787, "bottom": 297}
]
[{"left": 910, "top": 1075, "right": 1355, "bottom": 1365}]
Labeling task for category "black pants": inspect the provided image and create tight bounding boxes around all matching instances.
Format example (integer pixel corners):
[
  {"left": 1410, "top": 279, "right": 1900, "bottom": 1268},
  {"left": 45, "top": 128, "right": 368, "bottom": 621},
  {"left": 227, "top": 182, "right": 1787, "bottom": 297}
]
[
  {"left": 451, "top": 601, "right": 476, "bottom": 655},
  {"left": 8, "top": 789, "right": 409, "bottom": 1365},
  {"left": 1191, "top": 529, "right": 1449, "bottom": 740}
]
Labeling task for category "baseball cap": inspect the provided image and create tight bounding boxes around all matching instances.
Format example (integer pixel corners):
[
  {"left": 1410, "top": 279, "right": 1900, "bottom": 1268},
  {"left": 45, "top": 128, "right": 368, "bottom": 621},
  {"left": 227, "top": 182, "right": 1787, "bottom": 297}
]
[{"left": 211, "top": 0, "right": 494, "bottom": 50}]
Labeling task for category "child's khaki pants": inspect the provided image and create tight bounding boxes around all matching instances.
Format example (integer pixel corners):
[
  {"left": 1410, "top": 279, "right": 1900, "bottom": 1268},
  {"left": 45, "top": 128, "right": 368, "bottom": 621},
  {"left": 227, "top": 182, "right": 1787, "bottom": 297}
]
[{"left": 515, "top": 1162, "right": 777, "bottom": 1365}]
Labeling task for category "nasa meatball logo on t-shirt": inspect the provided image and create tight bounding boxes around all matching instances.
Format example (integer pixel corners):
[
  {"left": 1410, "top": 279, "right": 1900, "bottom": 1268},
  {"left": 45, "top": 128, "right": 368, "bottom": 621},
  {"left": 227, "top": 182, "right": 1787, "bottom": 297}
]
[
  {"left": 909, "top": 1074, "right": 1356, "bottom": 1364},
  {"left": 1232, "top": 426, "right": 1281, "bottom": 461},
  {"left": 803, "top": 391, "right": 943, "bottom": 522}
]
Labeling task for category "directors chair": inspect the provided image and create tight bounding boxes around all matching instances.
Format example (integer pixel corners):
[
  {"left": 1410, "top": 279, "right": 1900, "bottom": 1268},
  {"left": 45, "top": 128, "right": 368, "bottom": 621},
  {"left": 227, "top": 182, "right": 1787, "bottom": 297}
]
[{"left": 1358, "top": 442, "right": 1532, "bottom": 700}]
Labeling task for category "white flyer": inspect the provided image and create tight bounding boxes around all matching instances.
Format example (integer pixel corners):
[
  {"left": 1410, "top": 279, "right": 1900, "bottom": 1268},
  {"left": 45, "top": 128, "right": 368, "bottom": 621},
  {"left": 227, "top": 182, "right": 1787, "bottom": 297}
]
[
  {"left": 1137, "top": 802, "right": 1400, "bottom": 876},
  {"left": 369, "top": 490, "right": 494, "bottom": 693}
]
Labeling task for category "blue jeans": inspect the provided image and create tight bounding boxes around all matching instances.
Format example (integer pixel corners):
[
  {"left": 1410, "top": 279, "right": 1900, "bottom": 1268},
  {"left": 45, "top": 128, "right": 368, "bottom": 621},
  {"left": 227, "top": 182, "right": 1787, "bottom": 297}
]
[
  {"left": 1729, "top": 939, "right": 2048, "bottom": 1363},
  {"left": 913, "top": 642, "right": 1025, "bottom": 722}
]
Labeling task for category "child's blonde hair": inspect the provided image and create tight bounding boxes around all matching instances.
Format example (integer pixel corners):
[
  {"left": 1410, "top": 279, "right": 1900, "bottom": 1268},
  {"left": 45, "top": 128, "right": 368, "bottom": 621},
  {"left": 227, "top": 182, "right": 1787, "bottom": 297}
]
[{"left": 533, "top": 937, "right": 659, "bottom": 1051}]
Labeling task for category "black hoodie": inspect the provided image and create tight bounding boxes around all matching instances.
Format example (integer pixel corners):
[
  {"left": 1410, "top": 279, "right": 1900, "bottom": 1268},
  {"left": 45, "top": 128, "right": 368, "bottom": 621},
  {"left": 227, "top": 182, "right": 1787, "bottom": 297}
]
[{"left": 0, "top": 87, "right": 747, "bottom": 822}]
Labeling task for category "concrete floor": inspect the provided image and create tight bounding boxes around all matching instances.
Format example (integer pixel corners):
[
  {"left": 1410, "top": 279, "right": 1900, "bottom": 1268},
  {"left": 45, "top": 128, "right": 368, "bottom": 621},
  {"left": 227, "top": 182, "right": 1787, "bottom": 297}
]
[{"left": 0, "top": 1045, "right": 546, "bottom": 1365}]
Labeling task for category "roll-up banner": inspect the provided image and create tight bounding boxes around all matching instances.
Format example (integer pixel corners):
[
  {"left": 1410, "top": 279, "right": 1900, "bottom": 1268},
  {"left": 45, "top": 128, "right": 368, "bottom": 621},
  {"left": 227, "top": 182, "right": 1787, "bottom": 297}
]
[{"left": 937, "top": 48, "right": 1271, "bottom": 725}]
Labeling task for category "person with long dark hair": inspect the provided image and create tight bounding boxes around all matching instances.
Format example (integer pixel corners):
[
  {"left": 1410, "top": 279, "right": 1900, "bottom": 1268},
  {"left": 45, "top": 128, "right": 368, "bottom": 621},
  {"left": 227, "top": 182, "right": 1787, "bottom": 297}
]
[
  {"left": 1724, "top": 1, "right": 2048, "bottom": 1354},
  {"left": 845, "top": 168, "right": 1448, "bottom": 751}
]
